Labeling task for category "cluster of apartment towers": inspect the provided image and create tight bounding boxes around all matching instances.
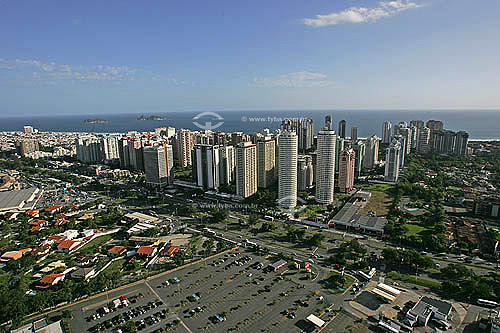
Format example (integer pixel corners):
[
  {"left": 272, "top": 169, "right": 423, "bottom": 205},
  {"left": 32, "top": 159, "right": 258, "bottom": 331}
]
[
  {"left": 184, "top": 116, "right": 367, "bottom": 210},
  {"left": 75, "top": 117, "right": 468, "bottom": 210}
]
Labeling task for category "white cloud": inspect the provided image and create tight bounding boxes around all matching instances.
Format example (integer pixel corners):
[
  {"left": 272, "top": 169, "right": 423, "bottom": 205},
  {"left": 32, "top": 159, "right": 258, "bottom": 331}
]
[
  {"left": 303, "top": 0, "right": 422, "bottom": 27},
  {"left": 252, "top": 71, "right": 333, "bottom": 88},
  {"left": 0, "top": 58, "right": 188, "bottom": 86}
]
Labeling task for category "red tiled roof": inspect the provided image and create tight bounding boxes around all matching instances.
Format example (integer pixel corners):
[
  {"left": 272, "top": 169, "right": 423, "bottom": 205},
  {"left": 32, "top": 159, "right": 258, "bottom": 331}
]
[
  {"left": 39, "top": 273, "right": 64, "bottom": 284},
  {"left": 28, "top": 220, "right": 47, "bottom": 226},
  {"left": 47, "top": 235, "right": 65, "bottom": 243},
  {"left": 166, "top": 246, "right": 179, "bottom": 255},
  {"left": 45, "top": 205, "right": 63, "bottom": 212},
  {"left": 57, "top": 239, "right": 80, "bottom": 249},
  {"left": 137, "top": 246, "right": 157, "bottom": 256},
  {"left": 31, "top": 226, "right": 43, "bottom": 232},
  {"left": 108, "top": 246, "right": 126, "bottom": 254}
]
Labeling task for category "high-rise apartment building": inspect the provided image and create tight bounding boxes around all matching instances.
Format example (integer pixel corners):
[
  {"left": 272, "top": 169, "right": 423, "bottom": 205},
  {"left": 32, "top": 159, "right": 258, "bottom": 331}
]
[
  {"left": 410, "top": 120, "right": 425, "bottom": 129},
  {"left": 75, "top": 136, "right": 103, "bottom": 163},
  {"left": 176, "top": 129, "right": 193, "bottom": 167},
  {"left": 23, "top": 126, "right": 34, "bottom": 134},
  {"left": 143, "top": 144, "right": 174, "bottom": 187},
  {"left": 280, "top": 118, "right": 314, "bottom": 152},
  {"left": 426, "top": 120, "right": 444, "bottom": 132},
  {"left": 257, "top": 136, "right": 276, "bottom": 188},
  {"left": 385, "top": 139, "right": 402, "bottom": 182},
  {"left": 363, "top": 135, "right": 380, "bottom": 169},
  {"left": 352, "top": 141, "right": 366, "bottom": 178},
  {"left": 192, "top": 144, "right": 220, "bottom": 190},
  {"left": 315, "top": 128, "right": 336, "bottom": 204},
  {"left": 219, "top": 145, "right": 235, "bottom": 185},
  {"left": 278, "top": 132, "right": 298, "bottom": 209},
  {"left": 455, "top": 131, "right": 469, "bottom": 156},
  {"left": 297, "top": 155, "right": 314, "bottom": 191},
  {"left": 335, "top": 137, "right": 345, "bottom": 172},
  {"left": 417, "top": 127, "right": 431, "bottom": 154},
  {"left": 382, "top": 121, "right": 392, "bottom": 144},
  {"left": 325, "top": 115, "right": 333, "bottom": 131},
  {"left": 399, "top": 127, "right": 412, "bottom": 155},
  {"left": 338, "top": 149, "right": 356, "bottom": 193},
  {"left": 350, "top": 126, "right": 358, "bottom": 142},
  {"left": 15, "top": 139, "right": 39, "bottom": 157},
  {"left": 235, "top": 142, "right": 257, "bottom": 199},
  {"left": 101, "top": 136, "right": 120, "bottom": 161},
  {"left": 338, "top": 120, "right": 346, "bottom": 139}
]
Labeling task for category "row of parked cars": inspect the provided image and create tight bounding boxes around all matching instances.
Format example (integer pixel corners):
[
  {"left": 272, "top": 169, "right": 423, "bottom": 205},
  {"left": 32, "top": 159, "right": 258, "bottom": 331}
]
[{"left": 88, "top": 300, "right": 163, "bottom": 332}]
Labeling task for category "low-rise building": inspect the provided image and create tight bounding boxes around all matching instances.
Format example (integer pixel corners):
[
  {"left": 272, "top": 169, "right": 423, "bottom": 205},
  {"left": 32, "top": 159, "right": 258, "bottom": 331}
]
[
  {"left": 37, "top": 273, "right": 65, "bottom": 289},
  {"left": 136, "top": 246, "right": 158, "bottom": 257},
  {"left": 405, "top": 296, "right": 452, "bottom": 327}
]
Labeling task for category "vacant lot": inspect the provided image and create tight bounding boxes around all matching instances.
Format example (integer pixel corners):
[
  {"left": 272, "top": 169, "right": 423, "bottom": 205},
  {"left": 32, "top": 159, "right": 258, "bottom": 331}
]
[{"left": 358, "top": 183, "right": 393, "bottom": 216}]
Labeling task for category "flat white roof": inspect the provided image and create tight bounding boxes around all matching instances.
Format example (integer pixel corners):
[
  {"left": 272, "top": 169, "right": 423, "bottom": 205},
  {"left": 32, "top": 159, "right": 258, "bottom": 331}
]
[
  {"left": 377, "top": 283, "right": 402, "bottom": 296},
  {"left": 372, "top": 288, "right": 397, "bottom": 303},
  {"left": 306, "top": 314, "right": 325, "bottom": 327}
]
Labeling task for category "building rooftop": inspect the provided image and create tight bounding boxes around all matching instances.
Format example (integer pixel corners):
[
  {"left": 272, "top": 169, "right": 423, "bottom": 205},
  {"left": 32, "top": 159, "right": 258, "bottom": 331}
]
[{"left": 0, "top": 187, "right": 40, "bottom": 212}]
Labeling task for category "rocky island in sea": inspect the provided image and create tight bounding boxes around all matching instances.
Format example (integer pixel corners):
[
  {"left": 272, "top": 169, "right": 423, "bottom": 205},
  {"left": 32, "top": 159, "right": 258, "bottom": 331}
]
[
  {"left": 137, "top": 115, "right": 168, "bottom": 121},
  {"left": 83, "top": 118, "right": 109, "bottom": 124}
]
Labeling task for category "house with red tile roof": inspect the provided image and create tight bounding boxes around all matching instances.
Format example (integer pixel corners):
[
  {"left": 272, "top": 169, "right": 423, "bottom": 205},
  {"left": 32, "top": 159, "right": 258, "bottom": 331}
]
[
  {"left": 45, "top": 235, "right": 65, "bottom": 244},
  {"left": 37, "top": 273, "right": 65, "bottom": 289},
  {"left": 136, "top": 246, "right": 157, "bottom": 257},
  {"left": 108, "top": 245, "right": 127, "bottom": 256},
  {"left": 57, "top": 240, "right": 83, "bottom": 253},
  {"left": 45, "top": 205, "right": 63, "bottom": 213},
  {"left": 25, "top": 210, "right": 39, "bottom": 217},
  {"left": 28, "top": 219, "right": 48, "bottom": 227},
  {"left": 55, "top": 218, "right": 67, "bottom": 226},
  {"left": 161, "top": 246, "right": 179, "bottom": 257}
]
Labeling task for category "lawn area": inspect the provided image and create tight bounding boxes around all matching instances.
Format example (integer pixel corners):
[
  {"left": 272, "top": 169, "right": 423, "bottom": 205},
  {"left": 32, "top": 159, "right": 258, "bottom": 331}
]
[
  {"left": 387, "top": 271, "right": 441, "bottom": 289},
  {"left": 358, "top": 182, "right": 393, "bottom": 216},
  {"left": 323, "top": 272, "right": 355, "bottom": 294},
  {"left": 404, "top": 224, "right": 428, "bottom": 237},
  {"left": 105, "top": 258, "right": 126, "bottom": 274},
  {"left": 78, "top": 234, "right": 113, "bottom": 254}
]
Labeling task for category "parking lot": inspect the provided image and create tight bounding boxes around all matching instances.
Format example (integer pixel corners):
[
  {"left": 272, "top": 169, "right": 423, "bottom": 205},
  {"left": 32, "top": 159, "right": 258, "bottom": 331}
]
[{"left": 61, "top": 248, "right": 330, "bottom": 332}]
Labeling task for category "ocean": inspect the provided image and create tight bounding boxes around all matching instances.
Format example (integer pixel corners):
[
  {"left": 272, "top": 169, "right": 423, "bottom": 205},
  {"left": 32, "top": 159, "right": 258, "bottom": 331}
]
[{"left": 1, "top": 110, "right": 499, "bottom": 140}]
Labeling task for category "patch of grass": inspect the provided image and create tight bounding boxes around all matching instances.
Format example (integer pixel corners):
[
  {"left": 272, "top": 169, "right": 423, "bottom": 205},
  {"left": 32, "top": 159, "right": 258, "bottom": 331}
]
[
  {"left": 78, "top": 234, "right": 113, "bottom": 254},
  {"left": 387, "top": 271, "right": 441, "bottom": 289},
  {"left": 105, "top": 258, "right": 126, "bottom": 274},
  {"left": 323, "top": 272, "right": 355, "bottom": 293},
  {"left": 404, "top": 224, "right": 428, "bottom": 237},
  {"left": 358, "top": 183, "right": 393, "bottom": 216}
]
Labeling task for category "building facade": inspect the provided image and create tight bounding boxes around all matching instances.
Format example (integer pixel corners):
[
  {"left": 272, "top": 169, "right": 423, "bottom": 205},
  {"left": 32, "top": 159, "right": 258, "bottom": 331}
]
[
  {"left": 338, "top": 148, "right": 356, "bottom": 193},
  {"left": 278, "top": 132, "right": 298, "bottom": 209}
]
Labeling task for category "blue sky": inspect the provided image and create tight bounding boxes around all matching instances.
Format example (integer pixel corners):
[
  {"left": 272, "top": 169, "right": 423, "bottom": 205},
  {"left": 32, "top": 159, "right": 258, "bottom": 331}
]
[{"left": 1, "top": 0, "right": 499, "bottom": 116}]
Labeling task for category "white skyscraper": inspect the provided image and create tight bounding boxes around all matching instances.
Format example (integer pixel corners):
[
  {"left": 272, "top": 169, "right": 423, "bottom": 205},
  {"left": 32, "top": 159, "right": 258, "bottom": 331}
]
[
  {"left": 363, "top": 135, "right": 380, "bottom": 169},
  {"left": 143, "top": 144, "right": 174, "bottom": 187},
  {"left": 417, "top": 127, "right": 431, "bottom": 154},
  {"left": 219, "top": 145, "right": 235, "bottom": 185},
  {"left": 278, "top": 131, "right": 298, "bottom": 209},
  {"left": 235, "top": 142, "right": 257, "bottom": 198},
  {"left": 315, "top": 129, "right": 336, "bottom": 204},
  {"left": 384, "top": 139, "right": 402, "bottom": 182},
  {"left": 192, "top": 144, "right": 220, "bottom": 190}
]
